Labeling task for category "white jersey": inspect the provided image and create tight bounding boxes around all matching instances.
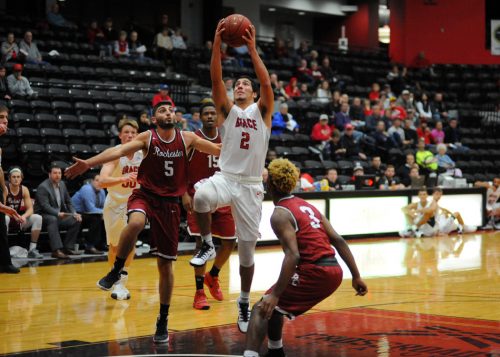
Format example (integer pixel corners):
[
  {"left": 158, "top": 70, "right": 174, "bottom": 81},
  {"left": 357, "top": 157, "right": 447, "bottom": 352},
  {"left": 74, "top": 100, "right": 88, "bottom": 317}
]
[
  {"left": 219, "top": 103, "right": 270, "bottom": 178},
  {"left": 106, "top": 148, "right": 143, "bottom": 204},
  {"left": 415, "top": 200, "right": 432, "bottom": 224}
]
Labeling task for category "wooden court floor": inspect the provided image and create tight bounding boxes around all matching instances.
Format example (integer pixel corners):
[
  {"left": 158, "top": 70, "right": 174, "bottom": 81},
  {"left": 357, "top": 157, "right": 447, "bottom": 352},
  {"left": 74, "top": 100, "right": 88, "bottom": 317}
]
[{"left": 0, "top": 231, "right": 499, "bottom": 356}]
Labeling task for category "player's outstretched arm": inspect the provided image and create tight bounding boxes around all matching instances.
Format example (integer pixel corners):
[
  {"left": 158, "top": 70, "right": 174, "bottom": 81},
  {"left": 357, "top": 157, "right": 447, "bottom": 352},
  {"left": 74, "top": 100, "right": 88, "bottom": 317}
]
[
  {"left": 99, "top": 159, "right": 137, "bottom": 188},
  {"left": 211, "top": 19, "right": 232, "bottom": 124},
  {"left": 242, "top": 25, "right": 273, "bottom": 129},
  {"left": 259, "top": 208, "right": 300, "bottom": 319},
  {"left": 65, "top": 133, "right": 148, "bottom": 179},
  {"left": 321, "top": 215, "right": 367, "bottom": 296},
  {"left": 183, "top": 131, "right": 221, "bottom": 157}
]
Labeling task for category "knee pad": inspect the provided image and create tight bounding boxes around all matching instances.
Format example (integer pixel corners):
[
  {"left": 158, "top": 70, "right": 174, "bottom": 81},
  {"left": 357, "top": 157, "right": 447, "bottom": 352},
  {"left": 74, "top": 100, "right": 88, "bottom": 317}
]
[
  {"left": 31, "top": 214, "right": 43, "bottom": 230},
  {"left": 193, "top": 184, "right": 218, "bottom": 213},
  {"left": 238, "top": 240, "right": 257, "bottom": 267}
]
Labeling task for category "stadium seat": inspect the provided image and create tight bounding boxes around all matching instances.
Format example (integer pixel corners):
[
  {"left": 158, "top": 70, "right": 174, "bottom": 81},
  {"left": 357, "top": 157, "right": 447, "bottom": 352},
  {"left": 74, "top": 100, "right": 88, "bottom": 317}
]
[
  {"left": 62, "top": 128, "right": 85, "bottom": 145},
  {"left": 40, "top": 128, "right": 63, "bottom": 144},
  {"left": 274, "top": 146, "right": 291, "bottom": 158},
  {"left": 69, "top": 89, "right": 91, "bottom": 102},
  {"left": 337, "top": 160, "right": 354, "bottom": 174},
  {"left": 78, "top": 115, "right": 100, "bottom": 130},
  {"left": 100, "top": 115, "right": 117, "bottom": 131},
  {"left": 35, "top": 113, "right": 58, "bottom": 129},
  {"left": 92, "top": 144, "right": 111, "bottom": 154},
  {"left": 58, "top": 114, "right": 80, "bottom": 129},
  {"left": 16, "top": 127, "right": 40, "bottom": 145},
  {"left": 30, "top": 100, "right": 52, "bottom": 115},
  {"left": 84, "top": 129, "right": 108, "bottom": 145},
  {"left": 45, "top": 143, "right": 71, "bottom": 163},
  {"left": 20, "top": 143, "right": 46, "bottom": 177},
  {"left": 48, "top": 88, "right": 69, "bottom": 101},
  {"left": 51, "top": 101, "right": 73, "bottom": 115},
  {"left": 8, "top": 99, "right": 31, "bottom": 114},
  {"left": 337, "top": 175, "right": 352, "bottom": 185},
  {"left": 95, "top": 102, "right": 115, "bottom": 116},
  {"left": 12, "top": 113, "right": 35, "bottom": 128},
  {"left": 322, "top": 160, "right": 338, "bottom": 169},
  {"left": 69, "top": 143, "right": 93, "bottom": 159},
  {"left": 303, "top": 160, "right": 324, "bottom": 176}
]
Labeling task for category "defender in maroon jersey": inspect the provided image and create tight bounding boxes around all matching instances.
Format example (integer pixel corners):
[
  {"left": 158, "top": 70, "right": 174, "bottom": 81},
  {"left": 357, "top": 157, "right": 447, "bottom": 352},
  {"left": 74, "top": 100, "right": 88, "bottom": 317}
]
[
  {"left": 65, "top": 101, "right": 221, "bottom": 345},
  {"left": 243, "top": 158, "right": 367, "bottom": 357},
  {"left": 182, "top": 101, "right": 236, "bottom": 310}
]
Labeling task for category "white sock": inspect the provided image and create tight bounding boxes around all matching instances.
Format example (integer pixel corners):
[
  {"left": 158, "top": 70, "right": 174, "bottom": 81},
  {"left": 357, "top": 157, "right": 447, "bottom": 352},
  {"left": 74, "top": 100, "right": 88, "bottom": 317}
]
[
  {"left": 201, "top": 233, "right": 214, "bottom": 247},
  {"left": 243, "top": 350, "right": 259, "bottom": 357},
  {"left": 268, "top": 339, "right": 283, "bottom": 349},
  {"left": 29, "top": 242, "right": 37, "bottom": 251},
  {"left": 240, "top": 290, "right": 250, "bottom": 303}
]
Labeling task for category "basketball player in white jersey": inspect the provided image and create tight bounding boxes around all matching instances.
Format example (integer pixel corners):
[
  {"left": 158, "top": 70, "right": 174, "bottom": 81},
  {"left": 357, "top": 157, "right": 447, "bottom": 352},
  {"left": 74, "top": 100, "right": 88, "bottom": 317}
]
[
  {"left": 99, "top": 119, "right": 143, "bottom": 300},
  {"left": 190, "top": 20, "right": 273, "bottom": 333},
  {"left": 431, "top": 187, "right": 476, "bottom": 235},
  {"left": 401, "top": 187, "right": 438, "bottom": 238}
]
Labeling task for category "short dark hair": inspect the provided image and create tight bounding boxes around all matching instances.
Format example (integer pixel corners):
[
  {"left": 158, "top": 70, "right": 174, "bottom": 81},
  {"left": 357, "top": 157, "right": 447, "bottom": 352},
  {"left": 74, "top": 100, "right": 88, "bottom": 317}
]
[
  {"left": 433, "top": 187, "right": 443, "bottom": 194},
  {"left": 418, "top": 186, "right": 428, "bottom": 194},
  {"left": 153, "top": 101, "right": 173, "bottom": 115},
  {"left": 200, "top": 101, "right": 215, "bottom": 113},
  {"left": 49, "top": 163, "right": 62, "bottom": 173},
  {"left": 233, "top": 75, "right": 258, "bottom": 93}
]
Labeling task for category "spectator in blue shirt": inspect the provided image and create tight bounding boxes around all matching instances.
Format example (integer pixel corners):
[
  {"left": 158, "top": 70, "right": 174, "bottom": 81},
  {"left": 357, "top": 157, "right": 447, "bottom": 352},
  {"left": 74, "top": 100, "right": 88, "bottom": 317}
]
[
  {"left": 71, "top": 174, "right": 106, "bottom": 254},
  {"left": 271, "top": 102, "right": 299, "bottom": 135},
  {"left": 335, "top": 102, "right": 351, "bottom": 131}
]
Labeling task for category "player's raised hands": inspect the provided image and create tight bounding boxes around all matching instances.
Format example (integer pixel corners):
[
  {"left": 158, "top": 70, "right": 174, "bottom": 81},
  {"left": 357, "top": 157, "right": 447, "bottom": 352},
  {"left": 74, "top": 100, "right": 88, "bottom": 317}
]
[
  {"left": 214, "top": 19, "right": 226, "bottom": 43},
  {"left": 242, "top": 25, "right": 256, "bottom": 50},
  {"left": 65, "top": 157, "right": 90, "bottom": 179}
]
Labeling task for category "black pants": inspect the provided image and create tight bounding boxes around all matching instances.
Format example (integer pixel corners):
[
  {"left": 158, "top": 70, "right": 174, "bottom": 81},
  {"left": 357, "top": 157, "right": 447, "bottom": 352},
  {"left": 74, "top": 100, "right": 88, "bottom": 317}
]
[
  {"left": 81, "top": 214, "right": 105, "bottom": 249},
  {"left": 0, "top": 212, "right": 13, "bottom": 266}
]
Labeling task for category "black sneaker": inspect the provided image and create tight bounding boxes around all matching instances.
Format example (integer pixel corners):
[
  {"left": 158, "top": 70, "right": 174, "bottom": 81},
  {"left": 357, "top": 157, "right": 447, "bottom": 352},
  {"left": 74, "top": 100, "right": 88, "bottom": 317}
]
[
  {"left": 96, "top": 270, "right": 121, "bottom": 291},
  {"left": 153, "top": 316, "right": 169, "bottom": 344},
  {"left": 264, "top": 347, "right": 286, "bottom": 357},
  {"left": 189, "top": 242, "right": 216, "bottom": 267}
]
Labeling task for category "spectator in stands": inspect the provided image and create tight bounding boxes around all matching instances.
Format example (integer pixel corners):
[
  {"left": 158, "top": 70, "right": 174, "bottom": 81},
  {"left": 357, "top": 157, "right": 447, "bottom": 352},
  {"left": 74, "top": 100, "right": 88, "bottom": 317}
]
[
  {"left": 154, "top": 27, "right": 173, "bottom": 63},
  {"left": 379, "top": 165, "right": 404, "bottom": 190},
  {"left": 87, "top": 20, "right": 104, "bottom": 45},
  {"left": 398, "top": 153, "right": 416, "bottom": 187},
  {"left": 0, "top": 66, "right": 11, "bottom": 100},
  {"left": 365, "top": 104, "right": 385, "bottom": 133},
  {"left": 299, "top": 83, "right": 312, "bottom": 98},
  {"left": 172, "top": 28, "right": 187, "bottom": 50},
  {"left": 47, "top": 2, "right": 76, "bottom": 29},
  {"left": 138, "top": 110, "right": 153, "bottom": 132},
  {"left": 265, "top": 149, "right": 278, "bottom": 167},
  {"left": 363, "top": 99, "right": 373, "bottom": 117},
  {"left": 310, "top": 61, "right": 324, "bottom": 83},
  {"left": 71, "top": 174, "right": 106, "bottom": 254},
  {"left": 327, "top": 90, "right": 341, "bottom": 115},
  {"left": 128, "top": 31, "right": 147, "bottom": 60},
  {"left": 416, "top": 119, "right": 433, "bottom": 145},
  {"left": 353, "top": 164, "right": 365, "bottom": 178},
  {"left": 220, "top": 42, "right": 237, "bottom": 66},
  {"left": 186, "top": 108, "right": 202, "bottom": 132},
  {"left": 320, "top": 57, "right": 336, "bottom": 83},
  {"left": 335, "top": 102, "right": 351, "bottom": 131},
  {"left": 431, "top": 121, "right": 445, "bottom": 144},
  {"left": 444, "top": 118, "right": 469, "bottom": 152},
  {"left": 311, "top": 114, "right": 333, "bottom": 150},
  {"left": 7, "top": 64, "right": 35, "bottom": 98},
  {"left": 34, "top": 164, "right": 82, "bottom": 259},
  {"left": 388, "top": 118, "right": 411, "bottom": 148},
  {"left": 411, "top": 51, "right": 431, "bottom": 69},
  {"left": 330, "top": 129, "right": 346, "bottom": 161},
  {"left": 152, "top": 84, "right": 175, "bottom": 107},
  {"left": 416, "top": 92, "right": 432, "bottom": 121},
  {"left": 316, "top": 80, "right": 331, "bottom": 103},
  {"left": 341, "top": 124, "right": 366, "bottom": 160},
  {"left": 174, "top": 109, "right": 188, "bottom": 130},
  {"left": 350, "top": 97, "right": 365, "bottom": 122},
  {"left": 1, "top": 33, "right": 19, "bottom": 63},
  {"left": 296, "top": 58, "right": 313, "bottom": 83},
  {"left": 369, "top": 82, "right": 380, "bottom": 101},
  {"left": 101, "top": 18, "right": 118, "bottom": 56},
  {"left": 156, "top": 13, "right": 174, "bottom": 35},
  {"left": 407, "top": 166, "right": 423, "bottom": 188},
  {"left": 371, "top": 120, "right": 393, "bottom": 151},
  {"left": 324, "top": 168, "right": 341, "bottom": 190},
  {"left": 365, "top": 156, "right": 385, "bottom": 184},
  {"left": 416, "top": 138, "right": 438, "bottom": 174},
  {"left": 19, "top": 31, "right": 46, "bottom": 64},
  {"left": 201, "top": 40, "right": 212, "bottom": 62},
  {"left": 113, "top": 31, "right": 129, "bottom": 58},
  {"left": 224, "top": 77, "right": 235, "bottom": 101},
  {"left": 436, "top": 144, "right": 461, "bottom": 177},
  {"left": 298, "top": 170, "right": 315, "bottom": 192},
  {"left": 274, "top": 39, "right": 288, "bottom": 59},
  {"left": 403, "top": 118, "right": 418, "bottom": 148},
  {"left": 431, "top": 92, "right": 448, "bottom": 121},
  {"left": 297, "top": 40, "right": 309, "bottom": 58},
  {"left": 396, "top": 90, "right": 415, "bottom": 117},
  {"left": 387, "top": 65, "right": 404, "bottom": 94},
  {"left": 5, "top": 167, "right": 43, "bottom": 259},
  {"left": 284, "top": 77, "right": 301, "bottom": 98},
  {"left": 389, "top": 97, "right": 407, "bottom": 120},
  {"left": 271, "top": 103, "right": 298, "bottom": 135}
]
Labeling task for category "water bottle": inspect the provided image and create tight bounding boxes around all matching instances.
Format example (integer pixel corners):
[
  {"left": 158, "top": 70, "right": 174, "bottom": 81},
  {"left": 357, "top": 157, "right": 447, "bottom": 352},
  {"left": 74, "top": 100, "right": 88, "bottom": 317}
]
[{"left": 320, "top": 179, "right": 330, "bottom": 191}]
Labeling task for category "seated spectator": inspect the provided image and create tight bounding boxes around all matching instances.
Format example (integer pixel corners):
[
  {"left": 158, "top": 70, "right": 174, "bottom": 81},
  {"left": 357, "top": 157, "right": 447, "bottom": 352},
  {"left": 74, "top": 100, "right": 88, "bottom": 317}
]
[
  {"left": 154, "top": 27, "right": 173, "bottom": 63},
  {"left": 341, "top": 124, "right": 367, "bottom": 160},
  {"left": 270, "top": 73, "right": 286, "bottom": 102},
  {"left": 398, "top": 153, "right": 416, "bottom": 187},
  {"left": 416, "top": 138, "right": 438, "bottom": 174},
  {"left": 87, "top": 20, "right": 104, "bottom": 45},
  {"left": 156, "top": 13, "right": 174, "bottom": 35},
  {"left": 353, "top": 164, "right": 365, "bottom": 179},
  {"left": 1, "top": 33, "right": 19, "bottom": 63},
  {"left": 430, "top": 92, "right": 448, "bottom": 121},
  {"left": 114, "top": 31, "right": 129, "bottom": 57},
  {"left": 379, "top": 165, "right": 404, "bottom": 190},
  {"left": 34, "top": 165, "right": 82, "bottom": 259},
  {"left": 299, "top": 83, "right": 312, "bottom": 98},
  {"left": 138, "top": 110, "right": 153, "bottom": 132},
  {"left": 265, "top": 149, "right": 278, "bottom": 167},
  {"left": 396, "top": 89, "right": 415, "bottom": 117},
  {"left": 316, "top": 80, "right": 331, "bottom": 103},
  {"left": 172, "top": 28, "right": 187, "bottom": 50},
  {"left": 363, "top": 99, "right": 373, "bottom": 117},
  {"left": 365, "top": 156, "right": 385, "bottom": 184},
  {"left": 128, "top": 31, "right": 147, "bottom": 60},
  {"left": 274, "top": 39, "right": 288, "bottom": 59},
  {"left": 389, "top": 97, "right": 407, "bottom": 120},
  {"left": 416, "top": 92, "right": 432, "bottom": 121},
  {"left": 310, "top": 61, "right": 323, "bottom": 82},
  {"left": 71, "top": 174, "right": 106, "bottom": 254},
  {"left": 436, "top": 144, "right": 462, "bottom": 177},
  {"left": 202, "top": 40, "right": 212, "bottom": 62},
  {"left": 403, "top": 118, "right": 418, "bottom": 148},
  {"left": 296, "top": 59, "right": 313, "bottom": 83},
  {"left": 285, "top": 77, "right": 301, "bottom": 98},
  {"left": 371, "top": 120, "right": 393, "bottom": 151},
  {"left": 152, "top": 84, "right": 175, "bottom": 107},
  {"left": 0, "top": 66, "right": 11, "bottom": 100},
  {"left": 220, "top": 42, "right": 238, "bottom": 66},
  {"left": 297, "top": 40, "right": 309, "bottom": 58},
  {"left": 299, "top": 170, "right": 315, "bottom": 192},
  {"left": 310, "top": 114, "right": 333, "bottom": 150},
  {"left": 7, "top": 64, "right": 35, "bottom": 98},
  {"left": 271, "top": 102, "right": 298, "bottom": 135},
  {"left": 320, "top": 56, "right": 336, "bottom": 83},
  {"left": 444, "top": 118, "right": 469, "bottom": 152},
  {"left": 47, "top": 2, "right": 76, "bottom": 29},
  {"left": 102, "top": 17, "right": 118, "bottom": 56},
  {"left": 324, "top": 168, "right": 342, "bottom": 190},
  {"left": 350, "top": 97, "right": 365, "bottom": 122},
  {"left": 186, "top": 108, "right": 202, "bottom": 132},
  {"left": 431, "top": 121, "right": 445, "bottom": 144},
  {"left": 174, "top": 109, "right": 188, "bottom": 130},
  {"left": 388, "top": 118, "right": 411, "bottom": 148},
  {"left": 5, "top": 167, "right": 43, "bottom": 259},
  {"left": 327, "top": 90, "right": 341, "bottom": 115},
  {"left": 369, "top": 82, "right": 380, "bottom": 101},
  {"left": 416, "top": 119, "right": 433, "bottom": 145},
  {"left": 19, "top": 31, "right": 46, "bottom": 64},
  {"left": 335, "top": 102, "right": 351, "bottom": 131},
  {"left": 365, "top": 104, "right": 385, "bottom": 133},
  {"left": 330, "top": 129, "right": 347, "bottom": 161},
  {"left": 406, "top": 166, "right": 423, "bottom": 188}
]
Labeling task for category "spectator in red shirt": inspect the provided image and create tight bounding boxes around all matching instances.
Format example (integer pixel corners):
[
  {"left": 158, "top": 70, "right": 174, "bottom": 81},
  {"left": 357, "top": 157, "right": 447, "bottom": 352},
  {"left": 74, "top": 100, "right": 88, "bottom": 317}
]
[
  {"left": 296, "top": 59, "right": 312, "bottom": 83},
  {"left": 87, "top": 20, "right": 104, "bottom": 45},
  {"left": 152, "top": 84, "right": 175, "bottom": 108},
  {"left": 368, "top": 82, "right": 380, "bottom": 101},
  {"left": 416, "top": 119, "right": 433, "bottom": 144},
  {"left": 285, "top": 77, "right": 301, "bottom": 98},
  {"left": 311, "top": 114, "right": 333, "bottom": 147},
  {"left": 389, "top": 97, "right": 407, "bottom": 120}
]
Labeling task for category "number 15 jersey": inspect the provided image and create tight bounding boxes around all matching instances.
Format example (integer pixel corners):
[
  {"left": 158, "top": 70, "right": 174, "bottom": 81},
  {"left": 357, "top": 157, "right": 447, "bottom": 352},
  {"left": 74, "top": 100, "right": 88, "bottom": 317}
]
[
  {"left": 219, "top": 103, "right": 270, "bottom": 178},
  {"left": 187, "top": 129, "right": 221, "bottom": 196}
]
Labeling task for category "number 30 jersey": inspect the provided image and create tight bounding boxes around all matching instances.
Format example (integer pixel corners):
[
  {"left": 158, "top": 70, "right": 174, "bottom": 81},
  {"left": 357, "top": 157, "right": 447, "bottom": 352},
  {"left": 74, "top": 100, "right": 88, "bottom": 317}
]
[
  {"left": 106, "top": 147, "right": 143, "bottom": 204},
  {"left": 187, "top": 129, "right": 221, "bottom": 196},
  {"left": 219, "top": 103, "right": 270, "bottom": 178},
  {"left": 275, "top": 196, "right": 336, "bottom": 265},
  {"left": 138, "top": 128, "right": 188, "bottom": 197}
]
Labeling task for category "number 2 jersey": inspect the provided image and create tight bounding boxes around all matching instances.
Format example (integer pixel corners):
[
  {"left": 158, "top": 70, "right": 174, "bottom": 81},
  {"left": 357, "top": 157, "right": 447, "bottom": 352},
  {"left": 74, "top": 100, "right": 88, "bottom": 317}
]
[
  {"left": 275, "top": 196, "right": 336, "bottom": 265},
  {"left": 106, "top": 147, "right": 143, "bottom": 204},
  {"left": 219, "top": 103, "right": 270, "bottom": 178},
  {"left": 187, "top": 129, "right": 220, "bottom": 196},
  {"left": 138, "top": 128, "right": 188, "bottom": 197}
]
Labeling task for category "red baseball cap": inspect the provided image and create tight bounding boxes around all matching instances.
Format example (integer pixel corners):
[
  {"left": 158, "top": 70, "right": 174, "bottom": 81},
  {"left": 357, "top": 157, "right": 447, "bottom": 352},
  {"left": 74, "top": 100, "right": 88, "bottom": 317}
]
[
  {"left": 345, "top": 123, "right": 354, "bottom": 130},
  {"left": 13, "top": 63, "right": 23, "bottom": 71}
]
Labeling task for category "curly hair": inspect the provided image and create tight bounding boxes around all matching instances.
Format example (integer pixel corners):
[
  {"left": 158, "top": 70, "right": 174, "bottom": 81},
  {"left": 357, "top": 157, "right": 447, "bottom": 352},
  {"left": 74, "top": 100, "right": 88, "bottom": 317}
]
[{"left": 268, "top": 158, "right": 299, "bottom": 195}]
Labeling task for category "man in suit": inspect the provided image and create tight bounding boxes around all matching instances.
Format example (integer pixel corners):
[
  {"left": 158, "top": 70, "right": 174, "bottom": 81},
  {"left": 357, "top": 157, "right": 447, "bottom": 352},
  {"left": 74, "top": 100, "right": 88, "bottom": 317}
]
[{"left": 35, "top": 164, "right": 82, "bottom": 259}]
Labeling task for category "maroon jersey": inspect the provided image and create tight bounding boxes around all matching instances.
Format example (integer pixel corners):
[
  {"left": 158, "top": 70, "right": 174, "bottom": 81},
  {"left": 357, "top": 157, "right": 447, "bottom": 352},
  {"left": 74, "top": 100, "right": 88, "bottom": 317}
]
[
  {"left": 275, "top": 196, "right": 335, "bottom": 264},
  {"left": 187, "top": 129, "right": 220, "bottom": 196},
  {"left": 6, "top": 186, "right": 26, "bottom": 214},
  {"left": 138, "top": 128, "right": 188, "bottom": 197}
]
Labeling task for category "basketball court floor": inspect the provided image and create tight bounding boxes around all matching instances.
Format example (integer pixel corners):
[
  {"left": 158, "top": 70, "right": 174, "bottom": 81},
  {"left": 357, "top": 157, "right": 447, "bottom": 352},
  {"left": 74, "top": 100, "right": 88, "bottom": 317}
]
[{"left": 1, "top": 231, "right": 499, "bottom": 356}]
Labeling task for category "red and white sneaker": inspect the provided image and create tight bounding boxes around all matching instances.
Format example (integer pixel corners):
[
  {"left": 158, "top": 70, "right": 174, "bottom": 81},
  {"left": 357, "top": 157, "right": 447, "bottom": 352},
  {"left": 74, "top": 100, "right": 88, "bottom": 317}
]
[
  {"left": 204, "top": 272, "right": 224, "bottom": 301},
  {"left": 193, "top": 289, "right": 210, "bottom": 310}
]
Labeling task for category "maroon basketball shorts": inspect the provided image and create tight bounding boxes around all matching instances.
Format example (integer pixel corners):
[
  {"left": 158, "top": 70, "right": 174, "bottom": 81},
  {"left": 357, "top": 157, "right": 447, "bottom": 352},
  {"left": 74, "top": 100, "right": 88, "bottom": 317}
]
[
  {"left": 187, "top": 205, "right": 236, "bottom": 239},
  {"left": 127, "top": 189, "right": 180, "bottom": 260}
]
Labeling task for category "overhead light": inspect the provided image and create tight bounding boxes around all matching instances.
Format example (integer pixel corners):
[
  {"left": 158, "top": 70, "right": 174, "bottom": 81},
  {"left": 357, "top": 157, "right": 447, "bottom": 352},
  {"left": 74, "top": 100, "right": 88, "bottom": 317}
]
[
  {"left": 268, "top": 7, "right": 276, "bottom": 12},
  {"left": 298, "top": 11, "right": 305, "bottom": 15},
  {"left": 378, "top": 25, "right": 390, "bottom": 44}
]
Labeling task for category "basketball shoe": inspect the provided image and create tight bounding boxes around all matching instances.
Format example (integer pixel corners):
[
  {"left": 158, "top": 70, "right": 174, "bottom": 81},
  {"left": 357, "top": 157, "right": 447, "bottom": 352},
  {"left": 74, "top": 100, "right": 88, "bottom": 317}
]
[
  {"left": 237, "top": 297, "right": 251, "bottom": 333},
  {"left": 264, "top": 347, "right": 286, "bottom": 357},
  {"left": 111, "top": 272, "right": 131, "bottom": 300},
  {"left": 190, "top": 242, "right": 216, "bottom": 267},
  {"left": 204, "top": 272, "right": 224, "bottom": 301},
  {"left": 193, "top": 289, "right": 210, "bottom": 310},
  {"left": 97, "top": 270, "right": 121, "bottom": 291},
  {"left": 153, "top": 316, "right": 169, "bottom": 344}
]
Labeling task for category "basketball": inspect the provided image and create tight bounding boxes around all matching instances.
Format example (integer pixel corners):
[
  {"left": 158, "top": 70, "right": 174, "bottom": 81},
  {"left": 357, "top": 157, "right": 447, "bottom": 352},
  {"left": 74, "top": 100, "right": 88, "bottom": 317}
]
[{"left": 221, "top": 14, "right": 252, "bottom": 47}]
